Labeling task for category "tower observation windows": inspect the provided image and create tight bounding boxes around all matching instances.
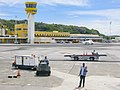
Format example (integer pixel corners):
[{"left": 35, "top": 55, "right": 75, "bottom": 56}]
[
  {"left": 33, "top": 4, "right": 36, "bottom": 8},
  {"left": 26, "top": 4, "right": 29, "bottom": 8},
  {"left": 26, "top": 4, "right": 36, "bottom": 8}
]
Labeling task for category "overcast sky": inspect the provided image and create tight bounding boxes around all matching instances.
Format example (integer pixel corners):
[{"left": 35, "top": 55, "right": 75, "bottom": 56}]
[{"left": 0, "top": 0, "right": 120, "bottom": 35}]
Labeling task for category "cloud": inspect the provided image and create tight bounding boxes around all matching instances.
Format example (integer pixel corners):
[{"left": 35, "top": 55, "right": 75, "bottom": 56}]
[
  {"left": 49, "top": 9, "right": 120, "bottom": 35},
  {"left": 0, "top": 0, "right": 89, "bottom": 6},
  {"left": 0, "top": 12, "right": 12, "bottom": 20},
  {"left": 79, "top": 20, "right": 119, "bottom": 35},
  {"left": 111, "top": 0, "right": 120, "bottom": 3},
  {"left": 39, "top": 0, "right": 89, "bottom": 6},
  {"left": 0, "top": 12, "right": 8, "bottom": 16},
  {"left": 69, "top": 8, "right": 120, "bottom": 21},
  {"left": 0, "top": 0, "right": 20, "bottom": 6},
  {"left": 79, "top": 20, "right": 120, "bottom": 35},
  {"left": 66, "top": 8, "right": 120, "bottom": 35},
  {"left": 0, "top": 13, "right": 6, "bottom": 16}
]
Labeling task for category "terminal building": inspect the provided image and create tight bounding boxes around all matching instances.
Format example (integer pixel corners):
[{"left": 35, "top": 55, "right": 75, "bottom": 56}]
[{"left": 0, "top": 23, "right": 103, "bottom": 44}]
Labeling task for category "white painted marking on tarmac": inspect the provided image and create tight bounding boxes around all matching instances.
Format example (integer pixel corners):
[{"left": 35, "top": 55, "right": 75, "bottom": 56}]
[
  {"left": 117, "top": 63, "right": 120, "bottom": 66},
  {"left": 51, "top": 70, "right": 120, "bottom": 90},
  {"left": 13, "top": 70, "right": 17, "bottom": 73},
  {"left": 10, "top": 83, "right": 15, "bottom": 85},
  {"left": 1, "top": 83, "right": 7, "bottom": 85},
  {"left": 27, "top": 84, "right": 31, "bottom": 86},
  {"left": 0, "top": 57, "right": 5, "bottom": 59},
  {"left": 51, "top": 70, "right": 78, "bottom": 90}
]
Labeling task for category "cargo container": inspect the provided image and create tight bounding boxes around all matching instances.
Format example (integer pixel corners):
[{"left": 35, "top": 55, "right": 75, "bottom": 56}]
[{"left": 12, "top": 54, "right": 39, "bottom": 70}]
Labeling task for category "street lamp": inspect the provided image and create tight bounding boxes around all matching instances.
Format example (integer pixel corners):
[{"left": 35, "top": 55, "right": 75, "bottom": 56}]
[
  {"left": 109, "top": 21, "right": 112, "bottom": 40},
  {"left": 14, "top": 16, "right": 18, "bottom": 44}
]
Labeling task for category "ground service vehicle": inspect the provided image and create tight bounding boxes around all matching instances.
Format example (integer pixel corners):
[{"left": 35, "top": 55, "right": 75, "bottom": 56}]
[
  {"left": 12, "top": 55, "right": 39, "bottom": 70},
  {"left": 64, "top": 52, "right": 107, "bottom": 61},
  {"left": 82, "top": 40, "right": 94, "bottom": 45},
  {"left": 36, "top": 61, "right": 51, "bottom": 76}
]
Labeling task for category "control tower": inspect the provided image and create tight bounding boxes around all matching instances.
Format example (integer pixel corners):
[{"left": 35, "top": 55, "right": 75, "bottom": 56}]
[{"left": 25, "top": 2, "right": 37, "bottom": 44}]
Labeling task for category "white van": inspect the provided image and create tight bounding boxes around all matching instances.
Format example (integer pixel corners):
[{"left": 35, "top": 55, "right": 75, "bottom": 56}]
[{"left": 82, "top": 40, "right": 94, "bottom": 45}]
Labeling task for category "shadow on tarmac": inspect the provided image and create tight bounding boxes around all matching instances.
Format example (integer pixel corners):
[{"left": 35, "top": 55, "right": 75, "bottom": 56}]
[
  {"left": 50, "top": 59, "right": 120, "bottom": 63},
  {"left": 73, "top": 87, "right": 86, "bottom": 90}
]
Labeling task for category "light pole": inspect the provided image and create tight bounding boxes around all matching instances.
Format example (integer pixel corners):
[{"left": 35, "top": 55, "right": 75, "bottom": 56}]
[
  {"left": 14, "top": 16, "right": 18, "bottom": 44},
  {"left": 109, "top": 21, "right": 112, "bottom": 40}
]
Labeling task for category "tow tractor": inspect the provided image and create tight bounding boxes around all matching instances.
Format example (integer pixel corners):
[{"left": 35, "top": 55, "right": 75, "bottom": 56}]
[
  {"left": 64, "top": 51, "right": 107, "bottom": 61},
  {"left": 36, "top": 61, "right": 51, "bottom": 76}
]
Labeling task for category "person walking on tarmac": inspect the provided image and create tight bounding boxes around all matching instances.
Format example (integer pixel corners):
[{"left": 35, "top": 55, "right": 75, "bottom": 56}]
[
  {"left": 92, "top": 50, "right": 96, "bottom": 55},
  {"left": 78, "top": 63, "right": 88, "bottom": 88}
]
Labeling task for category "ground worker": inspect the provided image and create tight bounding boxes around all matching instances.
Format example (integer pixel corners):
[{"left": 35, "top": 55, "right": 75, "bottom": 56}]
[
  {"left": 78, "top": 63, "right": 88, "bottom": 88},
  {"left": 44, "top": 56, "right": 49, "bottom": 65}
]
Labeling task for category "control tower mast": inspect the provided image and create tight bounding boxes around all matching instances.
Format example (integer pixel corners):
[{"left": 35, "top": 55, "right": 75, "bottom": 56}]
[{"left": 25, "top": 2, "right": 37, "bottom": 44}]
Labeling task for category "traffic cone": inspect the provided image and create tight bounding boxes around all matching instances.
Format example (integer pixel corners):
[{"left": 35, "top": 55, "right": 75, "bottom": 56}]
[{"left": 17, "top": 69, "right": 21, "bottom": 77}]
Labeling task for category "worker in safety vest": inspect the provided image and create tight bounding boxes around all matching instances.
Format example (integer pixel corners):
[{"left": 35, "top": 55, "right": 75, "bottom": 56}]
[{"left": 78, "top": 63, "right": 88, "bottom": 88}]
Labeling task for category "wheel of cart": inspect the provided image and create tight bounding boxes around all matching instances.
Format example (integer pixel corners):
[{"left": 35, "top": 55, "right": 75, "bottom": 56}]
[
  {"left": 48, "top": 71, "right": 51, "bottom": 76},
  {"left": 36, "top": 71, "right": 40, "bottom": 76},
  {"left": 74, "top": 56, "right": 79, "bottom": 60},
  {"left": 89, "top": 57, "right": 95, "bottom": 61}
]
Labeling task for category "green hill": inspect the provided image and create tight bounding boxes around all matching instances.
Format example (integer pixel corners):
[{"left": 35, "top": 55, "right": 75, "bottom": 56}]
[
  {"left": 0, "top": 18, "right": 102, "bottom": 36},
  {"left": 35, "top": 22, "right": 100, "bottom": 35}
]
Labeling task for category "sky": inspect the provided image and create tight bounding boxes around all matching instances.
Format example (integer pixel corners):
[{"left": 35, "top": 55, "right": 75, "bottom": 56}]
[{"left": 0, "top": 0, "right": 120, "bottom": 35}]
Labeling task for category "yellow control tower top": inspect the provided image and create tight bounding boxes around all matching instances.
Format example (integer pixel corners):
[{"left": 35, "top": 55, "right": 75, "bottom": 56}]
[{"left": 25, "top": 2, "right": 37, "bottom": 14}]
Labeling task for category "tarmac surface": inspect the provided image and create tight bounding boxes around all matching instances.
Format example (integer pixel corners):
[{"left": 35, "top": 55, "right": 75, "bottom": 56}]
[{"left": 0, "top": 43, "right": 120, "bottom": 90}]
